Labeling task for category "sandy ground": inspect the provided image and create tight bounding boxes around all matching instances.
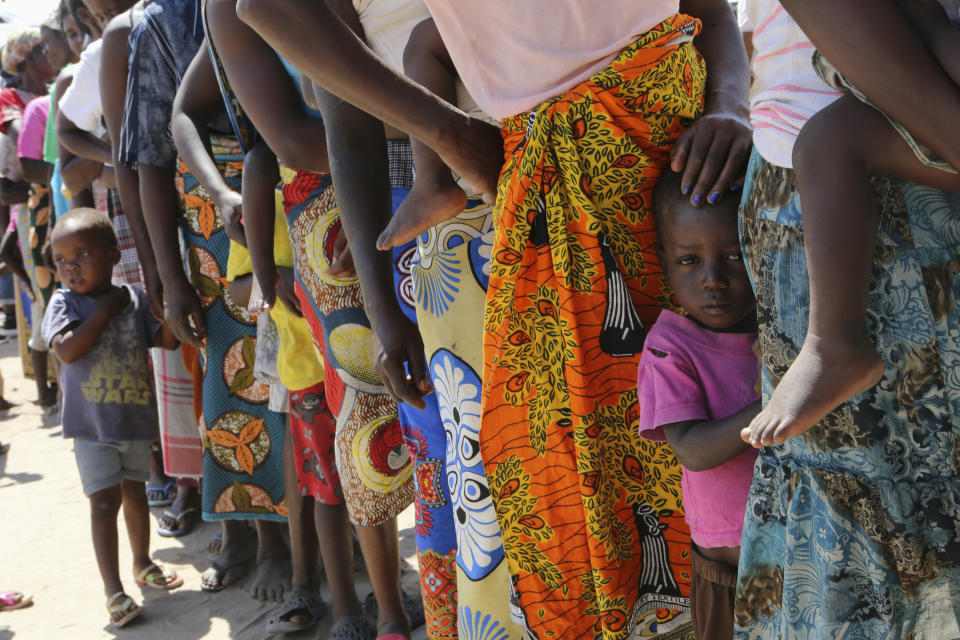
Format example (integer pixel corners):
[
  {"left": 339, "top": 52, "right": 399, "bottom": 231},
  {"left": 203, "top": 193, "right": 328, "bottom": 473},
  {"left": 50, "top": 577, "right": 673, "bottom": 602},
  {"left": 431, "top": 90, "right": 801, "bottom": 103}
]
[{"left": 0, "top": 338, "right": 427, "bottom": 640}]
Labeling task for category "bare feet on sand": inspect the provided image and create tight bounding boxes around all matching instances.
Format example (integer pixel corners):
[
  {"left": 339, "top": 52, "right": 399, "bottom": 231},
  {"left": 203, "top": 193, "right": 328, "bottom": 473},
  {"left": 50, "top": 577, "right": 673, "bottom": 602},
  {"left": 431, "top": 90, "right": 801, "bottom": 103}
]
[
  {"left": 247, "top": 553, "right": 291, "bottom": 603},
  {"left": 742, "top": 334, "right": 884, "bottom": 447},
  {"left": 376, "top": 180, "right": 467, "bottom": 250}
]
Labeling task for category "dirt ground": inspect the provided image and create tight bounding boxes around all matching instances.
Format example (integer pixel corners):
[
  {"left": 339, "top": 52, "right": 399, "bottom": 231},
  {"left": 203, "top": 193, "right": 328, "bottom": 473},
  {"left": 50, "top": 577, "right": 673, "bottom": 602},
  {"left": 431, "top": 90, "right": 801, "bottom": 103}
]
[{"left": 0, "top": 338, "right": 427, "bottom": 640}]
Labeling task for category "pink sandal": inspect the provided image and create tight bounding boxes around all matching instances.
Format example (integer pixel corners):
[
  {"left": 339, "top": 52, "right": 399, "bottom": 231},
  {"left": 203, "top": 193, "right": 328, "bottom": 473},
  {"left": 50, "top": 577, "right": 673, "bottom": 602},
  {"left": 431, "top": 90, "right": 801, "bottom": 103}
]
[{"left": 0, "top": 591, "right": 32, "bottom": 611}]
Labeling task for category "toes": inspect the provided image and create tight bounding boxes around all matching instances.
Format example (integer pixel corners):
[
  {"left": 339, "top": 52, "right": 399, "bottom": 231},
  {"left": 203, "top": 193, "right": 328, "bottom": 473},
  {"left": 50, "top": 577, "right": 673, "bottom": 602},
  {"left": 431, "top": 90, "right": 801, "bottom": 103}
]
[{"left": 759, "top": 420, "right": 780, "bottom": 447}]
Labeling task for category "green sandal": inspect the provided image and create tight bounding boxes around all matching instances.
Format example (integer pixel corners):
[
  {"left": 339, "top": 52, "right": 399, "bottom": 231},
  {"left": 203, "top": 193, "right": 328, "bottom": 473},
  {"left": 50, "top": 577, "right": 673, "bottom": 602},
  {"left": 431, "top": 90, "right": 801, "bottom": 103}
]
[{"left": 106, "top": 592, "right": 141, "bottom": 628}]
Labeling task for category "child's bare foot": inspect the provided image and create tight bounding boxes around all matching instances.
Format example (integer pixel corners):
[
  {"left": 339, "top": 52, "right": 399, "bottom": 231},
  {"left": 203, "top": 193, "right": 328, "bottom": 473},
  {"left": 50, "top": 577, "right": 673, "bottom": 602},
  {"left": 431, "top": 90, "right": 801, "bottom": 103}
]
[
  {"left": 742, "top": 334, "right": 884, "bottom": 447},
  {"left": 376, "top": 180, "right": 467, "bottom": 250},
  {"left": 247, "top": 552, "right": 291, "bottom": 602}
]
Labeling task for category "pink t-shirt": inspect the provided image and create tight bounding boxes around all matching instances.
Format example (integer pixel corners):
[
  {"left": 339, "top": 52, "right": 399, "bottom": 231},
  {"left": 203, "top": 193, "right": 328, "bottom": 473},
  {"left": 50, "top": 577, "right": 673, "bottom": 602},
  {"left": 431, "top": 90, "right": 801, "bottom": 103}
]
[
  {"left": 424, "top": 0, "right": 678, "bottom": 120},
  {"left": 636, "top": 310, "right": 759, "bottom": 549},
  {"left": 18, "top": 96, "right": 50, "bottom": 162}
]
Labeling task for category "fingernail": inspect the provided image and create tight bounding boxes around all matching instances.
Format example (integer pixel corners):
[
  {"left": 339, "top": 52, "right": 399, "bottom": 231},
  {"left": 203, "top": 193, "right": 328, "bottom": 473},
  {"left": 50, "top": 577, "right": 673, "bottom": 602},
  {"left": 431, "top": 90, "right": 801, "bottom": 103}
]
[
  {"left": 681, "top": 184, "right": 691, "bottom": 195},
  {"left": 708, "top": 192, "right": 720, "bottom": 205},
  {"left": 730, "top": 183, "right": 742, "bottom": 192},
  {"left": 692, "top": 194, "right": 703, "bottom": 206}
]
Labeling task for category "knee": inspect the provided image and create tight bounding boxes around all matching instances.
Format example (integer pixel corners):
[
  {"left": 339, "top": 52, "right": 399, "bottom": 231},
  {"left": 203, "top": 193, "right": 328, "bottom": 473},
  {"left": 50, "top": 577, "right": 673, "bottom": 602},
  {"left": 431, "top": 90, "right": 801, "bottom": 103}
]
[
  {"left": 235, "top": 0, "right": 267, "bottom": 26},
  {"left": 792, "top": 113, "right": 837, "bottom": 177},
  {"left": 89, "top": 491, "right": 122, "bottom": 519}
]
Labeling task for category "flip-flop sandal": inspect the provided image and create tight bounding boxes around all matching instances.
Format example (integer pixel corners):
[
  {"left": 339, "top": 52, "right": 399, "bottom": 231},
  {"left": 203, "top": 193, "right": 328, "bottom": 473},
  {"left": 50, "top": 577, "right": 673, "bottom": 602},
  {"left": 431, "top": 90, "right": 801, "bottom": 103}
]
[
  {"left": 135, "top": 563, "right": 183, "bottom": 590},
  {"left": 201, "top": 559, "right": 250, "bottom": 593},
  {"left": 157, "top": 508, "right": 199, "bottom": 537},
  {"left": 146, "top": 480, "right": 176, "bottom": 507},
  {"left": 0, "top": 591, "right": 32, "bottom": 611},
  {"left": 363, "top": 590, "right": 425, "bottom": 630},
  {"left": 329, "top": 614, "right": 375, "bottom": 640},
  {"left": 106, "top": 592, "right": 141, "bottom": 628},
  {"left": 265, "top": 587, "right": 328, "bottom": 635}
]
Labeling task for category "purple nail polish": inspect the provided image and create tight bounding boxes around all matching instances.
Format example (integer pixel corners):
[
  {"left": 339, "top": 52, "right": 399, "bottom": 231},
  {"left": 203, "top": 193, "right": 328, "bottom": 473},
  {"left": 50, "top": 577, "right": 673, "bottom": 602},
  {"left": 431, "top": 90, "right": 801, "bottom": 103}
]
[
  {"left": 708, "top": 192, "right": 720, "bottom": 204},
  {"left": 692, "top": 194, "right": 703, "bottom": 206},
  {"left": 682, "top": 184, "right": 691, "bottom": 195},
  {"left": 731, "top": 183, "right": 742, "bottom": 192}
]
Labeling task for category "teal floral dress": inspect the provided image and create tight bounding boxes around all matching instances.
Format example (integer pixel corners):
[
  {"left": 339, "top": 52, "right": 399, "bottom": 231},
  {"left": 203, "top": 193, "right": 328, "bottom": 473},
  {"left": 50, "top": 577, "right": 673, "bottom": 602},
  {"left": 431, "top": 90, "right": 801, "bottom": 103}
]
[{"left": 734, "top": 149, "right": 960, "bottom": 639}]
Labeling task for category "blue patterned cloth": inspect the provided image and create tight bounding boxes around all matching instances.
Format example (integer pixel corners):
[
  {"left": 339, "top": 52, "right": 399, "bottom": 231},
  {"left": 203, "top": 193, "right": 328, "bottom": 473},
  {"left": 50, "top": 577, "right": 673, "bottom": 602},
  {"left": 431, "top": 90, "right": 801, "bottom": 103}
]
[
  {"left": 179, "top": 144, "right": 287, "bottom": 522},
  {"left": 734, "top": 149, "right": 960, "bottom": 639}
]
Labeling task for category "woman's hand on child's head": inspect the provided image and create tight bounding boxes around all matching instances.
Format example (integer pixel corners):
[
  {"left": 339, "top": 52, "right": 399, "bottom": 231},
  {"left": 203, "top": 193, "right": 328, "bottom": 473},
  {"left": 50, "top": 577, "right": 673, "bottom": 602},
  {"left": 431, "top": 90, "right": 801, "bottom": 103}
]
[
  {"left": 670, "top": 111, "right": 752, "bottom": 207},
  {"left": 215, "top": 190, "right": 246, "bottom": 248}
]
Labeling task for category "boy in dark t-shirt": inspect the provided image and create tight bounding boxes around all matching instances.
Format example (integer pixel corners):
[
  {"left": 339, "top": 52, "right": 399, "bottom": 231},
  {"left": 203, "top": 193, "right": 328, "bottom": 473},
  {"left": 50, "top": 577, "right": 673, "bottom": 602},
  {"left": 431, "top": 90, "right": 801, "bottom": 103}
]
[{"left": 41, "top": 208, "right": 182, "bottom": 628}]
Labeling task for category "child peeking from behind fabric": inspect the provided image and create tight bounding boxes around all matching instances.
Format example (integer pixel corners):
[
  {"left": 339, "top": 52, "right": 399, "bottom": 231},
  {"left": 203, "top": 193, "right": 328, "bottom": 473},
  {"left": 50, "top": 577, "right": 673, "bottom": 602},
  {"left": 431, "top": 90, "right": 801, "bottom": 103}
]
[{"left": 636, "top": 171, "right": 760, "bottom": 640}]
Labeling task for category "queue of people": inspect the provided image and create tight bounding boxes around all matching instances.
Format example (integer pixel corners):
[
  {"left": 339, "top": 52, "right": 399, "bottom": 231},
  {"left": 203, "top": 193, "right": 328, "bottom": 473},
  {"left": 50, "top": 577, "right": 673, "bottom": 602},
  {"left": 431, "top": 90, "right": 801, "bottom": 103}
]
[{"left": 1, "top": 0, "right": 958, "bottom": 639}]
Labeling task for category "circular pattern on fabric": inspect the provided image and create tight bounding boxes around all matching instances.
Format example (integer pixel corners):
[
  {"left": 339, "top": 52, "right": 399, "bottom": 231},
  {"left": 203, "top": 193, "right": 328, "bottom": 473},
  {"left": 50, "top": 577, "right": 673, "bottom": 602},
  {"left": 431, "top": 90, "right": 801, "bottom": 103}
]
[
  {"left": 395, "top": 243, "right": 417, "bottom": 311},
  {"left": 432, "top": 350, "right": 505, "bottom": 579},
  {"left": 222, "top": 336, "right": 269, "bottom": 404},
  {"left": 205, "top": 410, "right": 271, "bottom": 475},
  {"left": 351, "top": 413, "right": 411, "bottom": 494},
  {"left": 327, "top": 323, "right": 380, "bottom": 385}
]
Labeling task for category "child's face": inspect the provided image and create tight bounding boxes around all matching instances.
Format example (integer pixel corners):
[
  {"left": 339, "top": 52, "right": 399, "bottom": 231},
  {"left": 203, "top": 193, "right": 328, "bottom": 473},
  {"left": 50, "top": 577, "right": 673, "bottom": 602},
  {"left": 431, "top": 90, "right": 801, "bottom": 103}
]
[
  {"left": 659, "top": 202, "right": 756, "bottom": 332},
  {"left": 51, "top": 228, "right": 119, "bottom": 296}
]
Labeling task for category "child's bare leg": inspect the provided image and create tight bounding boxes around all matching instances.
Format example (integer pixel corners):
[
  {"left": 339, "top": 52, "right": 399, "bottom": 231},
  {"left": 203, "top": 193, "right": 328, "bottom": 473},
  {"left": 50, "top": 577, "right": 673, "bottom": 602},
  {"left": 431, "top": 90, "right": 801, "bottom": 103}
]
[
  {"left": 89, "top": 484, "right": 124, "bottom": 596},
  {"left": 376, "top": 19, "right": 467, "bottom": 251},
  {"left": 356, "top": 518, "right": 410, "bottom": 638},
  {"left": 279, "top": 425, "right": 320, "bottom": 625},
  {"left": 745, "top": 95, "right": 960, "bottom": 446},
  {"left": 378, "top": 161, "right": 467, "bottom": 250},
  {"left": 315, "top": 503, "right": 361, "bottom": 619},
  {"left": 120, "top": 479, "right": 153, "bottom": 576},
  {"left": 899, "top": 0, "right": 960, "bottom": 86}
]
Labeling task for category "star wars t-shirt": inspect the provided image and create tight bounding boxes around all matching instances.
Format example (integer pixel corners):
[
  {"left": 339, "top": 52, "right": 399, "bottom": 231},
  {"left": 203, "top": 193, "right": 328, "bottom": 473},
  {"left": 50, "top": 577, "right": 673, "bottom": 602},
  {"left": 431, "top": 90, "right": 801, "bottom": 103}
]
[{"left": 42, "top": 285, "right": 161, "bottom": 441}]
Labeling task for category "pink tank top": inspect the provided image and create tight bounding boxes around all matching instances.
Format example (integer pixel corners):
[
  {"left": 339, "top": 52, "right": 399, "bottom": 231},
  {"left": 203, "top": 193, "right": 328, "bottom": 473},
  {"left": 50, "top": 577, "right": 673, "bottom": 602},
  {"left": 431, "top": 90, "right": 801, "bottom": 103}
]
[{"left": 423, "top": 0, "right": 679, "bottom": 120}]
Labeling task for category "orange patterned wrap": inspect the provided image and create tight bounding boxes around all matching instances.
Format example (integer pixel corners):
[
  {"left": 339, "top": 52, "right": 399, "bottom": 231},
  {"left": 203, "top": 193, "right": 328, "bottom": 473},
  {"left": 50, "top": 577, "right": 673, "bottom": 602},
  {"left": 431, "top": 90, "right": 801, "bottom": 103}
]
[{"left": 480, "top": 15, "right": 706, "bottom": 640}]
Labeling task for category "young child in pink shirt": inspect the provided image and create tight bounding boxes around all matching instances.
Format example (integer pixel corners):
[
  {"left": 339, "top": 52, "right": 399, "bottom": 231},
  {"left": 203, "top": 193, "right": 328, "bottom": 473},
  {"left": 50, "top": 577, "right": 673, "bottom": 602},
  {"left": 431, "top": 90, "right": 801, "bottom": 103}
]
[{"left": 636, "top": 171, "right": 760, "bottom": 640}]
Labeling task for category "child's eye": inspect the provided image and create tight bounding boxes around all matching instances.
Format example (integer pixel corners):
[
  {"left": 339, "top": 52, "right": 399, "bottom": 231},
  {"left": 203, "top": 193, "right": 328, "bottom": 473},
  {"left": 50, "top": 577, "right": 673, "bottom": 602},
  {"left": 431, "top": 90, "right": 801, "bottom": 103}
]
[
  {"left": 726, "top": 251, "right": 743, "bottom": 261},
  {"left": 677, "top": 256, "right": 698, "bottom": 266}
]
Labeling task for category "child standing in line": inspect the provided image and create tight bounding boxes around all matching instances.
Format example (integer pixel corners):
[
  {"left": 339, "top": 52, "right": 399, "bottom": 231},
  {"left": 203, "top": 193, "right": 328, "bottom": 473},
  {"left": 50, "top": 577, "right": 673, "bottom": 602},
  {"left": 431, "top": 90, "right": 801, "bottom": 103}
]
[
  {"left": 42, "top": 208, "right": 182, "bottom": 628},
  {"left": 636, "top": 171, "right": 760, "bottom": 640}
]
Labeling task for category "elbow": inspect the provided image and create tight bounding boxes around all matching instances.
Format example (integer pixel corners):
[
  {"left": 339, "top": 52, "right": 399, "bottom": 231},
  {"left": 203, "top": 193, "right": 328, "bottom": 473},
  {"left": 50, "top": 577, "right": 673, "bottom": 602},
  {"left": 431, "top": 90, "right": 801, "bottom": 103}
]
[
  {"left": 52, "top": 348, "right": 76, "bottom": 364},
  {"left": 669, "top": 445, "right": 710, "bottom": 472},
  {"left": 61, "top": 168, "right": 91, "bottom": 196},
  {"left": 678, "top": 457, "right": 710, "bottom": 473}
]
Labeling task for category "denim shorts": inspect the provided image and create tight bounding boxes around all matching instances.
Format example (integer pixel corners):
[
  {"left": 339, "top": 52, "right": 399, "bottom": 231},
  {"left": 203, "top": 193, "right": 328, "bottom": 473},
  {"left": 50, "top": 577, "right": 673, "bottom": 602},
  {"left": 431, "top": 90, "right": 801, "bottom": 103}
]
[
  {"left": 27, "top": 298, "right": 48, "bottom": 352},
  {"left": 73, "top": 438, "right": 152, "bottom": 496}
]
